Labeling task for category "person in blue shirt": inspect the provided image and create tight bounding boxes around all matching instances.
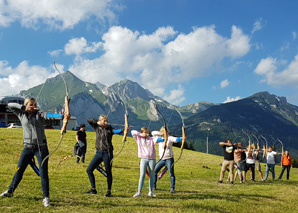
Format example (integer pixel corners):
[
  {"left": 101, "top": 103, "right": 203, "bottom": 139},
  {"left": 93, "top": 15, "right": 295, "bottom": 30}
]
[
  {"left": 0, "top": 97, "right": 69, "bottom": 207},
  {"left": 85, "top": 115, "right": 124, "bottom": 197}
]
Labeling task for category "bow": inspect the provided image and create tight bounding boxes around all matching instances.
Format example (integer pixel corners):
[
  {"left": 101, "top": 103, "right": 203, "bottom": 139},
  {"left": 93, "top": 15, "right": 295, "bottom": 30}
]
[
  {"left": 57, "top": 154, "right": 80, "bottom": 167},
  {"left": 277, "top": 138, "right": 284, "bottom": 161},
  {"left": 242, "top": 129, "right": 252, "bottom": 155},
  {"left": 155, "top": 104, "right": 168, "bottom": 167},
  {"left": 260, "top": 135, "right": 268, "bottom": 158},
  {"left": 41, "top": 62, "right": 70, "bottom": 166},
  {"left": 171, "top": 108, "right": 186, "bottom": 168},
  {"left": 252, "top": 134, "right": 260, "bottom": 156},
  {"left": 110, "top": 86, "right": 129, "bottom": 164}
]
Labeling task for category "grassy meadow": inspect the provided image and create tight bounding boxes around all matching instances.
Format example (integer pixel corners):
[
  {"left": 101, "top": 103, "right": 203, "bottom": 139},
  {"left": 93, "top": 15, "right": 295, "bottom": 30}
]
[{"left": 1, "top": 128, "right": 298, "bottom": 212}]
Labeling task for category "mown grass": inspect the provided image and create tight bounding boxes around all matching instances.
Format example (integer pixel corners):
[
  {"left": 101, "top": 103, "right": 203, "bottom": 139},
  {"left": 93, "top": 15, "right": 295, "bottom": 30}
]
[{"left": 0, "top": 128, "right": 298, "bottom": 212}]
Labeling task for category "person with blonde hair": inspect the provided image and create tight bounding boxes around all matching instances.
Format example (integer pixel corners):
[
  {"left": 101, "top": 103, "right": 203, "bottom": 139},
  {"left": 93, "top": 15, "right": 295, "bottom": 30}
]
[
  {"left": 152, "top": 127, "right": 183, "bottom": 193},
  {"left": 85, "top": 115, "right": 124, "bottom": 197},
  {"left": 132, "top": 127, "right": 162, "bottom": 197},
  {"left": 0, "top": 97, "right": 68, "bottom": 207}
]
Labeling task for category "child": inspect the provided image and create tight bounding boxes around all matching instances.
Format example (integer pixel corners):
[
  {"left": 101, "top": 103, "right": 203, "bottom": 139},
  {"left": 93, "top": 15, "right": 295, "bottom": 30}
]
[
  {"left": 0, "top": 97, "right": 69, "bottom": 207},
  {"left": 74, "top": 123, "right": 87, "bottom": 163},
  {"left": 152, "top": 127, "right": 183, "bottom": 193},
  {"left": 85, "top": 115, "right": 123, "bottom": 197},
  {"left": 132, "top": 127, "right": 160, "bottom": 197}
]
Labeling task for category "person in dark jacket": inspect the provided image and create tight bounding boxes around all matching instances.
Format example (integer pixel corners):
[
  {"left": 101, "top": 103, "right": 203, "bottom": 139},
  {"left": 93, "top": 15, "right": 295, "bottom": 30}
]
[
  {"left": 0, "top": 97, "right": 68, "bottom": 207},
  {"left": 74, "top": 123, "right": 87, "bottom": 163},
  {"left": 85, "top": 115, "right": 124, "bottom": 197}
]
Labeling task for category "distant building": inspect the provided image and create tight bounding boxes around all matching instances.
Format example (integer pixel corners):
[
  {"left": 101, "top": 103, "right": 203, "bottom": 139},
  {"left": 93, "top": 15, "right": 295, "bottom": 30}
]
[{"left": 0, "top": 96, "right": 77, "bottom": 130}]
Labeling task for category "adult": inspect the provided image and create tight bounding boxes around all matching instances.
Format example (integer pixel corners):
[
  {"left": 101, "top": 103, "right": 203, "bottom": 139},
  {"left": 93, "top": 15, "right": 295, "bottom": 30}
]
[
  {"left": 218, "top": 139, "right": 237, "bottom": 185},
  {"left": 278, "top": 150, "right": 292, "bottom": 180}
]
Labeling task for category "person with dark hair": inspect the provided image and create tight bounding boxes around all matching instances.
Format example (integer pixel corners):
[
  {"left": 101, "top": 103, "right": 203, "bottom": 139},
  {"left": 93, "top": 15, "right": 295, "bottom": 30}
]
[
  {"left": 278, "top": 150, "right": 292, "bottom": 180},
  {"left": 218, "top": 139, "right": 237, "bottom": 185},
  {"left": 74, "top": 123, "right": 87, "bottom": 163},
  {"left": 0, "top": 97, "right": 69, "bottom": 207}
]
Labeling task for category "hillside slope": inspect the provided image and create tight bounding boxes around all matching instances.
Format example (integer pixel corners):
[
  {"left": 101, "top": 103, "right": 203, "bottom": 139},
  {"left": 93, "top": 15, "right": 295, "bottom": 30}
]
[{"left": 1, "top": 128, "right": 298, "bottom": 212}]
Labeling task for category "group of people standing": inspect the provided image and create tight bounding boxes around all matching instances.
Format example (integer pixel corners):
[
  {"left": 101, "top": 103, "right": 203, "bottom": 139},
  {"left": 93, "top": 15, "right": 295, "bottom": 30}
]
[
  {"left": 219, "top": 139, "right": 292, "bottom": 185},
  {"left": 0, "top": 97, "right": 184, "bottom": 207}
]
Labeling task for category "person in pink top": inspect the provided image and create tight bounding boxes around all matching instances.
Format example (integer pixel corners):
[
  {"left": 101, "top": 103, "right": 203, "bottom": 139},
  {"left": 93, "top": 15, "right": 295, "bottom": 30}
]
[{"left": 131, "top": 127, "right": 160, "bottom": 198}]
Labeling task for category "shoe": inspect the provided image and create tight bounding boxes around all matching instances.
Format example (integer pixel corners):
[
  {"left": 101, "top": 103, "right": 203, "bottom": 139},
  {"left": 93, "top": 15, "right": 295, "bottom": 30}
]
[
  {"left": 133, "top": 192, "right": 141, "bottom": 197},
  {"left": 85, "top": 189, "right": 97, "bottom": 195},
  {"left": 0, "top": 190, "right": 13, "bottom": 198},
  {"left": 104, "top": 191, "right": 111, "bottom": 197},
  {"left": 43, "top": 197, "right": 50, "bottom": 207},
  {"left": 240, "top": 180, "right": 243, "bottom": 183},
  {"left": 218, "top": 180, "right": 223, "bottom": 183},
  {"left": 148, "top": 191, "right": 156, "bottom": 197},
  {"left": 231, "top": 182, "right": 234, "bottom": 185},
  {"left": 170, "top": 188, "right": 175, "bottom": 193}
]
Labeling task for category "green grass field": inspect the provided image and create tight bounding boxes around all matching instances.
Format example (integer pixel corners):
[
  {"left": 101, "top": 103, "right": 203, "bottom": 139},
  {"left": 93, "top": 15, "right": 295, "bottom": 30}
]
[{"left": 1, "top": 128, "right": 298, "bottom": 212}]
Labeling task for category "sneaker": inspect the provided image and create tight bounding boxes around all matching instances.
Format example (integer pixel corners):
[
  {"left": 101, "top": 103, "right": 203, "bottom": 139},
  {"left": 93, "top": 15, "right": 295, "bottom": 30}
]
[
  {"left": 43, "top": 197, "right": 50, "bottom": 207},
  {"left": 240, "top": 180, "right": 243, "bottom": 183},
  {"left": 104, "top": 191, "right": 111, "bottom": 197},
  {"left": 133, "top": 192, "right": 141, "bottom": 197},
  {"left": 148, "top": 191, "right": 156, "bottom": 197},
  {"left": 85, "top": 189, "right": 97, "bottom": 195},
  {"left": 218, "top": 180, "right": 223, "bottom": 183},
  {"left": 0, "top": 190, "right": 13, "bottom": 198},
  {"left": 170, "top": 188, "right": 175, "bottom": 193},
  {"left": 231, "top": 181, "right": 234, "bottom": 185}
]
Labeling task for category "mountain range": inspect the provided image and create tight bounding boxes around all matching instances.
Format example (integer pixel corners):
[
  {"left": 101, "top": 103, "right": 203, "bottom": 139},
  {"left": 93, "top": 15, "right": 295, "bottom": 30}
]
[{"left": 19, "top": 71, "right": 298, "bottom": 158}]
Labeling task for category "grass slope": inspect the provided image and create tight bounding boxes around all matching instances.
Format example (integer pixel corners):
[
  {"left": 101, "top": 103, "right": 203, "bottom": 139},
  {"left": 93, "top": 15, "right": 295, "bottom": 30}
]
[{"left": 0, "top": 128, "right": 298, "bottom": 212}]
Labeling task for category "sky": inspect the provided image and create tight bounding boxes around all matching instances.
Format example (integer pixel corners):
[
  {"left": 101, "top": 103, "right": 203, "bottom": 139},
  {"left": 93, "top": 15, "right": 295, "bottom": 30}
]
[{"left": 0, "top": 0, "right": 298, "bottom": 106}]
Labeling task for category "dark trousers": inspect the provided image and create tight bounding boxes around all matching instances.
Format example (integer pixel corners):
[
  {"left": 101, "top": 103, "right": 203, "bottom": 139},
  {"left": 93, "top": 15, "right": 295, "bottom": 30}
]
[
  {"left": 9, "top": 146, "right": 49, "bottom": 198},
  {"left": 74, "top": 143, "right": 86, "bottom": 163},
  {"left": 279, "top": 165, "right": 291, "bottom": 180},
  {"left": 246, "top": 163, "right": 255, "bottom": 181},
  {"left": 86, "top": 150, "right": 113, "bottom": 190}
]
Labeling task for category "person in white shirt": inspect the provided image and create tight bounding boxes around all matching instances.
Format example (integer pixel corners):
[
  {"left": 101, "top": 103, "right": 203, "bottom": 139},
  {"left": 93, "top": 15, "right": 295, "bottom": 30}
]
[
  {"left": 264, "top": 146, "right": 279, "bottom": 181},
  {"left": 152, "top": 127, "right": 183, "bottom": 193}
]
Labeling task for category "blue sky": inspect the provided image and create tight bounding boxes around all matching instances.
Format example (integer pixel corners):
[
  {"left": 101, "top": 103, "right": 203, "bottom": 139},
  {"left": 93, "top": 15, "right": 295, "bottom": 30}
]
[{"left": 1, "top": 0, "right": 298, "bottom": 106}]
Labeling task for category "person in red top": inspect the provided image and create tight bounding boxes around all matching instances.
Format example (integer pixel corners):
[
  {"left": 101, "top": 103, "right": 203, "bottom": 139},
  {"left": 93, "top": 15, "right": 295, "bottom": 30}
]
[{"left": 278, "top": 150, "right": 292, "bottom": 180}]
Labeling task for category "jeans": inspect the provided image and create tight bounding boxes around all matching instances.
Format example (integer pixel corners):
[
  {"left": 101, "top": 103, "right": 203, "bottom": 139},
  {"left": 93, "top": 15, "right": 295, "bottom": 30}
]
[
  {"left": 138, "top": 158, "right": 156, "bottom": 192},
  {"left": 154, "top": 158, "right": 175, "bottom": 189},
  {"left": 8, "top": 146, "right": 49, "bottom": 198},
  {"left": 86, "top": 150, "right": 113, "bottom": 190},
  {"left": 265, "top": 164, "right": 275, "bottom": 180}
]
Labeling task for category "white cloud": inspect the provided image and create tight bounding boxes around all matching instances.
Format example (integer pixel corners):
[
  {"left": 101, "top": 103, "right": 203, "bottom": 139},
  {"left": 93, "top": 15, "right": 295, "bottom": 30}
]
[
  {"left": 0, "top": 24, "right": 251, "bottom": 105},
  {"left": 293, "top": 32, "right": 297, "bottom": 41},
  {"left": 251, "top": 18, "right": 264, "bottom": 34},
  {"left": 64, "top": 37, "right": 102, "bottom": 56},
  {"left": 0, "top": 0, "right": 119, "bottom": 30},
  {"left": 224, "top": 96, "right": 241, "bottom": 103},
  {"left": 0, "top": 61, "right": 56, "bottom": 97},
  {"left": 48, "top": 49, "right": 63, "bottom": 57},
  {"left": 69, "top": 25, "right": 250, "bottom": 101},
  {"left": 220, "top": 79, "right": 229, "bottom": 88},
  {"left": 254, "top": 54, "right": 298, "bottom": 87},
  {"left": 163, "top": 85, "right": 185, "bottom": 105}
]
